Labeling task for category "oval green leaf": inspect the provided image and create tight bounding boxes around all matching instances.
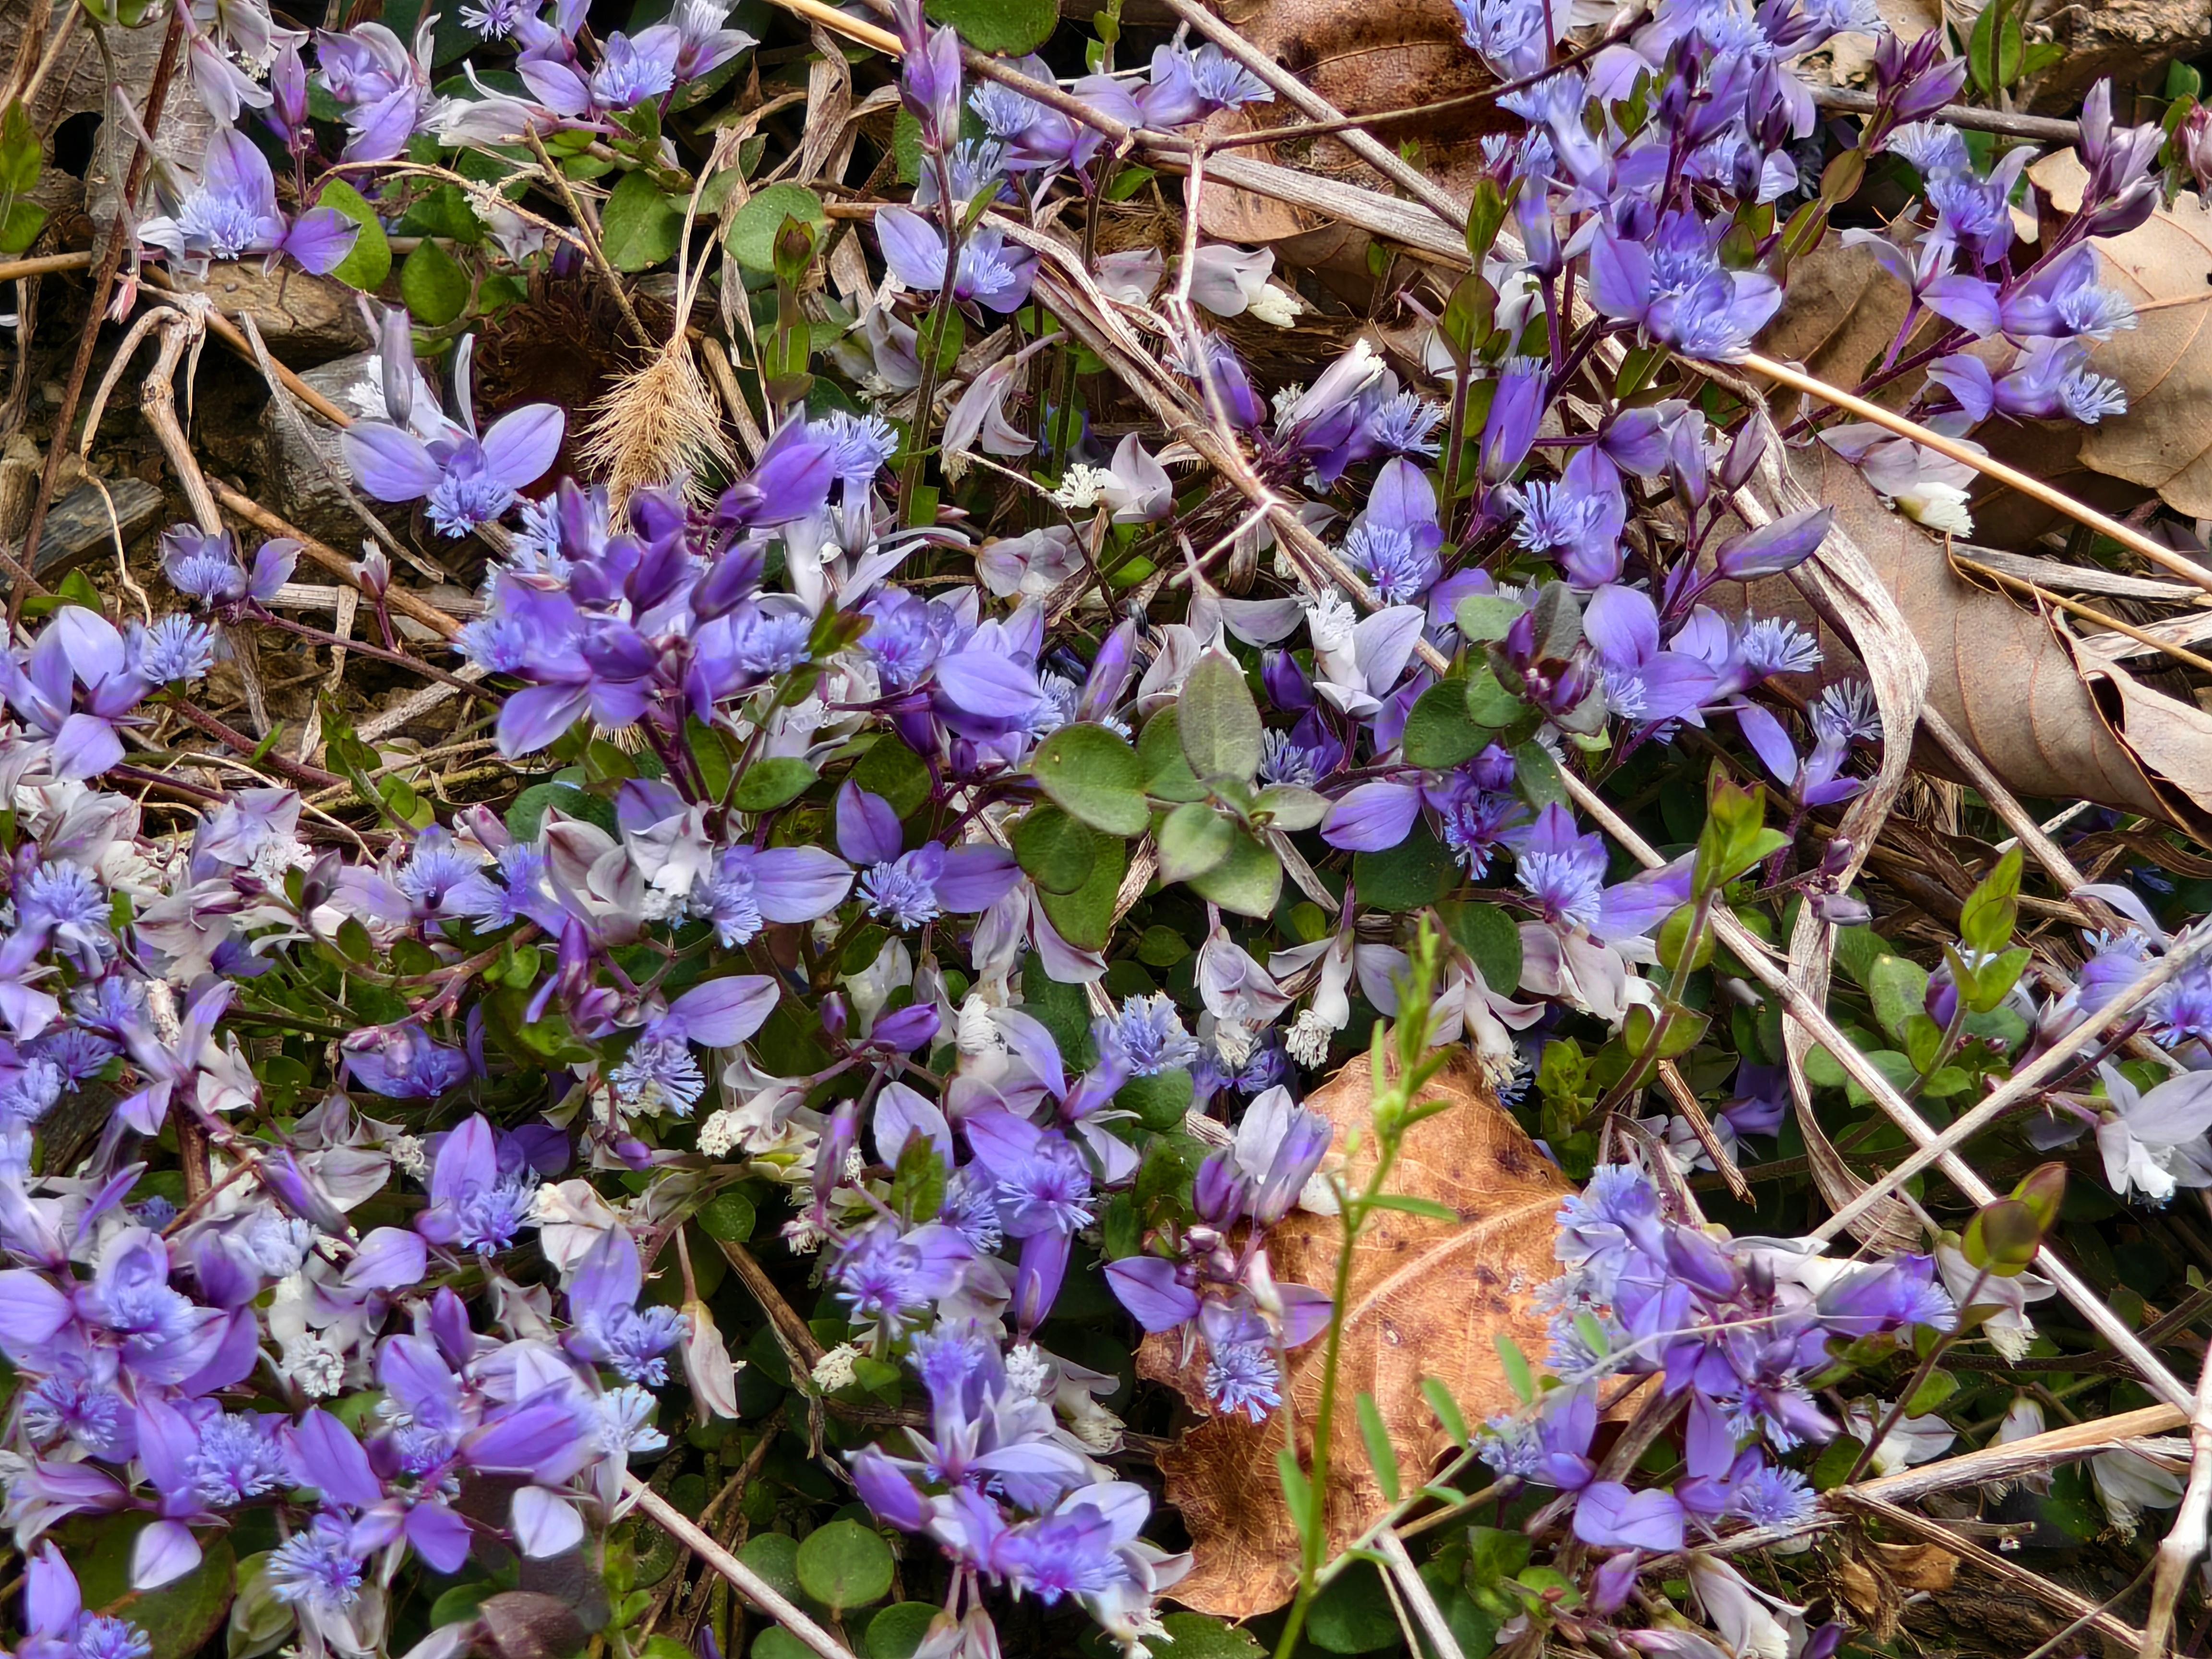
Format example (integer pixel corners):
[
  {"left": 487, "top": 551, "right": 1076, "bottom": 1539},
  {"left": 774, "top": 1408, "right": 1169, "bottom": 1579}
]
[
  {"left": 794, "top": 1520, "right": 894, "bottom": 1615},
  {"left": 1030, "top": 722, "right": 1148, "bottom": 836},
  {"left": 728, "top": 183, "right": 828, "bottom": 272},
  {"left": 1011, "top": 803, "right": 1099, "bottom": 894}
]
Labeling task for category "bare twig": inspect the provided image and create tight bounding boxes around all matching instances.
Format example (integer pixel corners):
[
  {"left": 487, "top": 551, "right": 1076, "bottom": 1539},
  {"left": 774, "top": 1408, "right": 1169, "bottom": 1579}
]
[
  {"left": 625, "top": 1480, "right": 857, "bottom": 1659},
  {"left": 2141, "top": 1348, "right": 2212, "bottom": 1658}
]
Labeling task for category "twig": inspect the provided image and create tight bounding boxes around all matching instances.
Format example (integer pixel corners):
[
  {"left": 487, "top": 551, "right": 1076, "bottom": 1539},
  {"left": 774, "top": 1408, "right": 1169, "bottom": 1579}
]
[
  {"left": 1372, "top": 1528, "right": 1465, "bottom": 1659},
  {"left": 1837, "top": 1490, "right": 2149, "bottom": 1650},
  {"left": 140, "top": 268, "right": 358, "bottom": 428},
  {"left": 17, "top": 4, "right": 187, "bottom": 616},
  {"left": 1954, "top": 552, "right": 2212, "bottom": 677},
  {"left": 522, "top": 126, "right": 652, "bottom": 345},
  {"left": 1561, "top": 769, "right": 2199, "bottom": 1413},
  {"left": 0, "top": 251, "right": 91, "bottom": 283},
  {"left": 1808, "top": 922, "right": 2212, "bottom": 1245},
  {"left": 1733, "top": 351, "right": 2212, "bottom": 600},
  {"left": 1806, "top": 84, "right": 2080, "bottom": 142},
  {"left": 212, "top": 484, "right": 465, "bottom": 642},
  {"left": 625, "top": 1480, "right": 857, "bottom": 1659},
  {"left": 2140, "top": 1347, "right": 2212, "bottom": 1658}
]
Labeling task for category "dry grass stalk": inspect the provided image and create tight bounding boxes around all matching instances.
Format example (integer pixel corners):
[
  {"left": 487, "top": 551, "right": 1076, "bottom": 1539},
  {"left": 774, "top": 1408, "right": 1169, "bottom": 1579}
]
[{"left": 579, "top": 337, "right": 736, "bottom": 507}]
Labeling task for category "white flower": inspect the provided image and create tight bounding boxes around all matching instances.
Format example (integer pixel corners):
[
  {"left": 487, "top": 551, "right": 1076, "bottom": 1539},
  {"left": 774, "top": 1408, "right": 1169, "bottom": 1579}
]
[
  {"left": 2093, "top": 1447, "right": 2186, "bottom": 1537},
  {"left": 385, "top": 1133, "right": 427, "bottom": 1180},
  {"left": 279, "top": 1334, "right": 345, "bottom": 1398},
  {"left": 1841, "top": 1401, "right": 1955, "bottom": 1475},
  {"left": 1246, "top": 283, "right": 1301, "bottom": 327},
  {"left": 781, "top": 1214, "right": 828, "bottom": 1254},
  {"left": 811, "top": 1342, "right": 862, "bottom": 1392},
  {"left": 1004, "top": 1342, "right": 1053, "bottom": 1398},
  {"left": 696, "top": 1109, "right": 743, "bottom": 1158},
  {"left": 1936, "top": 1242, "right": 2053, "bottom": 1361},
  {"left": 1051, "top": 465, "right": 1116, "bottom": 510},
  {"left": 2097, "top": 1062, "right": 2212, "bottom": 1204},
  {"left": 1284, "top": 1008, "right": 1332, "bottom": 1068}
]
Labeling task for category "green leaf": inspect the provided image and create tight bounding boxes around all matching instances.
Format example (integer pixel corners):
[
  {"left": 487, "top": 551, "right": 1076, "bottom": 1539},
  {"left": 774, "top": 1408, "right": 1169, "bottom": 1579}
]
[
  {"left": 1254, "top": 783, "right": 1329, "bottom": 831},
  {"left": 1403, "top": 680, "right": 1489, "bottom": 769},
  {"left": 1494, "top": 1332, "right": 1536, "bottom": 1406},
  {"left": 1138, "top": 926, "right": 1192, "bottom": 967},
  {"left": 731, "top": 757, "right": 817, "bottom": 813},
  {"left": 1513, "top": 738, "right": 1570, "bottom": 810},
  {"left": 866, "top": 1604, "right": 945, "bottom": 1659},
  {"left": 316, "top": 179, "right": 390, "bottom": 292},
  {"left": 1276, "top": 1447, "right": 1315, "bottom": 1547},
  {"left": 1465, "top": 665, "right": 1526, "bottom": 728},
  {"left": 507, "top": 782, "right": 616, "bottom": 841},
  {"left": 1368, "top": 1192, "right": 1461, "bottom": 1222},
  {"left": 1308, "top": 1564, "right": 1401, "bottom": 1654},
  {"left": 925, "top": 0, "right": 1058, "bottom": 53},
  {"left": 1866, "top": 954, "right": 1929, "bottom": 1043},
  {"left": 1037, "top": 833, "right": 1125, "bottom": 951},
  {"left": 697, "top": 1189, "right": 756, "bottom": 1241},
  {"left": 795, "top": 1520, "right": 894, "bottom": 1614},
  {"left": 1355, "top": 824, "right": 1456, "bottom": 910},
  {"left": 601, "top": 169, "right": 688, "bottom": 271},
  {"left": 1810, "top": 1435, "right": 1867, "bottom": 1490},
  {"left": 399, "top": 238, "right": 469, "bottom": 325},
  {"left": 1139, "top": 705, "right": 1207, "bottom": 802},
  {"left": 1442, "top": 899, "right": 1522, "bottom": 992},
  {"left": 1355, "top": 1392, "right": 1401, "bottom": 1503},
  {"left": 1178, "top": 652, "right": 1263, "bottom": 785},
  {"left": 1422, "top": 1376, "right": 1470, "bottom": 1446},
  {"left": 728, "top": 183, "right": 827, "bottom": 272},
  {"left": 1117, "top": 1067, "right": 1194, "bottom": 1131},
  {"left": 0, "top": 100, "right": 40, "bottom": 194},
  {"left": 852, "top": 737, "right": 932, "bottom": 818},
  {"left": 1188, "top": 827, "right": 1281, "bottom": 917},
  {"left": 1904, "top": 1367, "right": 1958, "bottom": 1416},
  {"left": 1142, "top": 1614, "right": 1266, "bottom": 1659},
  {"left": 1030, "top": 722, "right": 1149, "bottom": 835},
  {"left": 0, "top": 198, "right": 44, "bottom": 256},
  {"left": 62, "top": 1515, "right": 237, "bottom": 1659},
  {"left": 1960, "top": 846, "right": 2023, "bottom": 957},
  {"left": 1455, "top": 593, "right": 1526, "bottom": 643},
  {"left": 1011, "top": 804, "right": 1098, "bottom": 894},
  {"left": 738, "top": 1533, "right": 804, "bottom": 1601},
  {"left": 1157, "top": 801, "right": 1234, "bottom": 884}
]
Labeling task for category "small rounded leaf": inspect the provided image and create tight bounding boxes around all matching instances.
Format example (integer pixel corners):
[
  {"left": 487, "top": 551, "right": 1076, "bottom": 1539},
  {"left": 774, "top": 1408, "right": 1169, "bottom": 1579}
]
[
  {"left": 794, "top": 1520, "right": 894, "bottom": 1615},
  {"left": 1029, "top": 723, "right": 1149, "bottom": 836}
]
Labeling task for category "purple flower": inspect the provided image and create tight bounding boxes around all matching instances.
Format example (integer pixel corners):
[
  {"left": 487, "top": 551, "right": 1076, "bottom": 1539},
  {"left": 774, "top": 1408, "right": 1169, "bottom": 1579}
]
[
  {"left": 829, "top": 1218, "right": 975, "bottom": 1338},
  {"left": 1093, "top": 993, "right": 1198, "bottom": 1078},
  {"left": 315, "top": 19, "right": 444, "bottom": 159},
  {"left": 137, "top": 130, "right": 358, "bottom": 276},
  {"left": 415, "top": 1116, "right": 534, "bottom": 1253},
  {"left": 12, "top": 1546, "right": 150, "bottom": 1659},
  {"left": 1345, "top": 459, "right": 1443, "bottom": 604},
  {"left": 160, "top": 526, "right": 297, "bottom": 611},
  {"left": 0, "top": 607, "right": 156, "bottom": 781},
  {"left": 565, "top": 1229, "right": 689, "bottom": 1383},
  {"left": 875, "top": 208, "right": 1037, "bottom": 315},
  {"left": 1132, "top": 42, "right": 1272, "bottom": 127},
  {"left": 343, "top": 1025, "right": 472, "bottom": 1099},
  {"left": 345, "top": 404, "right": 564, "bottom": 538},
  {"left": 838, "top": 783, "right": 1021, "bottom": 928}
]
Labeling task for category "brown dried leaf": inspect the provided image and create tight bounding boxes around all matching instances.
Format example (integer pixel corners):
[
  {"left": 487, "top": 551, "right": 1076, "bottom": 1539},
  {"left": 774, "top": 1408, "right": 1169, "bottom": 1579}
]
[
  {"left": 1752, "top": 446, "right": 2212, "bottom": 836},
  {"left": 2024, "top": 156, "right": 2212, "bottom": 517},
  {"left": 1193, "top": 0, "right": 1515, "bottom": 244},
  {"left": 1141, "top": 1050, "right": 1567, "bottom": 1618}
]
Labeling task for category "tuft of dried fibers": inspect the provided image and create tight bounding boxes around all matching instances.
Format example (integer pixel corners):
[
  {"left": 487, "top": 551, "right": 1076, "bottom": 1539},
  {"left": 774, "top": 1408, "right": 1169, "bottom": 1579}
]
[{"left": 579, "top": 336, "right": 733, "bottom": 505}]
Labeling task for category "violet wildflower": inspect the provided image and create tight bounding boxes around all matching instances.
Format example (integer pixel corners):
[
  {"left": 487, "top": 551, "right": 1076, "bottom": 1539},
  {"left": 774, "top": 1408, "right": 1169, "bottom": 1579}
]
[{"left": 137, "top": 130, "right": 358, "bottom": 276}]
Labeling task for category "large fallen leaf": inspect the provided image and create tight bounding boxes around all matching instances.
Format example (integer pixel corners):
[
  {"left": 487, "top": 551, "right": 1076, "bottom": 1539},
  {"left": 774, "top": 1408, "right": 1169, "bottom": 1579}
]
[
  {"left": 1140, "top": 1049, "right": 1567, "bottom": 1618},
  {"left": 1194, "top": 0, "right": 1513, "bottom": 245},
  {"left": 1752, "top": 446, "right": 2212, "bottom": 838},
  {"left": 2020, "top": 153, "right": 2212, "bottom": 517}
]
